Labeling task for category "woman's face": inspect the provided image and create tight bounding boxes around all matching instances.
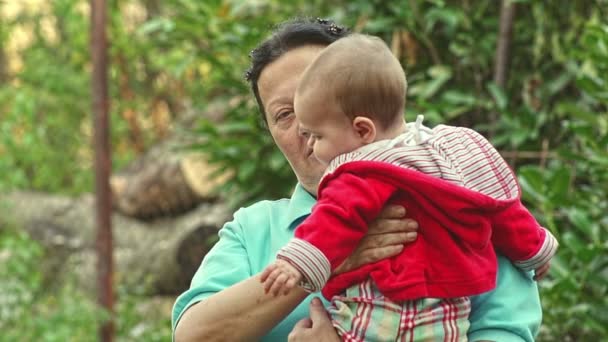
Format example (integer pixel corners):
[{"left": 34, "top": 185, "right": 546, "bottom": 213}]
[{"left": 257, "top": 45, "right": 327, "bottom": 195}]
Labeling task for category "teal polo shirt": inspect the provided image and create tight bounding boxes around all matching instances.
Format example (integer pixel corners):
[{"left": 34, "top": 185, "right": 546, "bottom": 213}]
[{"left": 172, "top": 183, "right": 541, "bottom": 341}]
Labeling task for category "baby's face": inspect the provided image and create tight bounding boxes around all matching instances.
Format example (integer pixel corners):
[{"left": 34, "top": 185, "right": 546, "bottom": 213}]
[{"left": 294, "top": 91, "right": 364, "bottom": 165}]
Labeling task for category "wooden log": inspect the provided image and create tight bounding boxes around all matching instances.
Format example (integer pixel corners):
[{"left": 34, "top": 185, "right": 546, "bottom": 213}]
[
  {"left": 110, "top": 153, "right": 229, "bottom": 220},
  {"left": 1, "top": 191, "right": 231, "bottom": 295},
  {"left": 109, "top": 100, "right": 230, "bottom": 220}
]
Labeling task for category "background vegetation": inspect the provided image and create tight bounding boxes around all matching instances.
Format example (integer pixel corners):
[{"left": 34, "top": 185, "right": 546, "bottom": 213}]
[{"left": 0, "top": 0, "right": 606, "bottom": 340}]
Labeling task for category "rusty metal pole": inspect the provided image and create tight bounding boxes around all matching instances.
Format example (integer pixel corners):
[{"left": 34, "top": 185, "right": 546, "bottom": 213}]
[
  {"left": 91, "top": 0, "right": 114, "bottom": 341},
  {"left": 490, "top": 0, "right": 516, "bottom": 139},
  {"left": 494, "top": 0, "right": 516, "bottom": 89}
]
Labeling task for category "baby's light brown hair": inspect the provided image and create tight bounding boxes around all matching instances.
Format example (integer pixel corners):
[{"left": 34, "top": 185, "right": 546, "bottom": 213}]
[{"left": 297, "top": 33, "right": 407, "bottom": 129}]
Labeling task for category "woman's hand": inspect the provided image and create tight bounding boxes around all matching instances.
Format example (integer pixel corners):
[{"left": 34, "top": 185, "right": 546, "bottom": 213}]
[
  {"left": 333, "top": 205, "right": 418, "bottom": 275},
  {"left": 288, "top": 298, "right": 340, "bottom": 342}
]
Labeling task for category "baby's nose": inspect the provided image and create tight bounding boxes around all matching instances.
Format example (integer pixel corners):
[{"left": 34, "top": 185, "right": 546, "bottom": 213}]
[{"left": 306, "top": 136, "right": 315, "bottom": 148}]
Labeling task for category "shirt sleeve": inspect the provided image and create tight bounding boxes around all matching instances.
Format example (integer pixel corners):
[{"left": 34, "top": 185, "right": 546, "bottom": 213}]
[
  {"left": 277, "top": 173, "right": 397, "bottom": 292},
  {"left": 491, "top": 200, "right": 559, "bottom": 271},
  {"left": 171, "top": 212, "right": 250, "bottom": 332},
  {"left": 468, "top": 254, "right": 542, "bottom": 342}
]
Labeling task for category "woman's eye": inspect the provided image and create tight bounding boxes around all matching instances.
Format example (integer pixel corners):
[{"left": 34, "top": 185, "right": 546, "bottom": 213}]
[{"left": 275, "top": 111, "right": 293, "bottom": 122}]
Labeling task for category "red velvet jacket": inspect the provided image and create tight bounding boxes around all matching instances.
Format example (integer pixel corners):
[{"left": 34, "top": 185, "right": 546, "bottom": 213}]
[
  {"left": 278, "top": 125, "right": 558, "bottom": 301},
  {"left": 280, "top": 161, "right": 552, "bottom": 301}
]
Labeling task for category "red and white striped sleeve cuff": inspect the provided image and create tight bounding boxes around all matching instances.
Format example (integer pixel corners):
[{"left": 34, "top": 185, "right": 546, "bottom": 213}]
[
  {"left": 514, "top": 228, "right": 559, "bottom": 272},
  {"left": 276, "top": 238, "right": 331, "bottom": 293}
]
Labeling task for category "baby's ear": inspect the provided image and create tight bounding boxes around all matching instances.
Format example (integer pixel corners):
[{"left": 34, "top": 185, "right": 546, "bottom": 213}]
[{"left": 352, "top": 116, "right": 376, "bottom": 143}]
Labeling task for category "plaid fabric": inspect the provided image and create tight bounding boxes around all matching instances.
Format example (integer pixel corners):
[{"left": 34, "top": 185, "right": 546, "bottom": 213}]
[{"left": 329, "top": 279, "right": 470, "bottom": 342}]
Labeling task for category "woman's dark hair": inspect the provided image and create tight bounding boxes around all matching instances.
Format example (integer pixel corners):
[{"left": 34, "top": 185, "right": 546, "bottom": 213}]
[{"left": 245, "top": 18, "right": 350, "bottom": 125}]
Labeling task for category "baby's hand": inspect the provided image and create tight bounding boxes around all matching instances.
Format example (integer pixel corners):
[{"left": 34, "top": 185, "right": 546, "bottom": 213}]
[
  {"left": 534, "top": 261, "right": 551, "bottom": 281},
  {"left": 260, "top": 259, "right": 303, "bottom": 296}
]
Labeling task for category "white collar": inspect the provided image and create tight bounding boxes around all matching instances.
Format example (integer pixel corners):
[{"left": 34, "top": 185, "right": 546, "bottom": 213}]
[{"left": 356, "top": 115, "right": 432, "bottom": 154}]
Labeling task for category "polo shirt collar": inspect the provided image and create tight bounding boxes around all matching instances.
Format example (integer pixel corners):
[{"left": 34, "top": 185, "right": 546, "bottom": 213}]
[{"left": 285, "top": 183, "right": 316, "bottom": 230}]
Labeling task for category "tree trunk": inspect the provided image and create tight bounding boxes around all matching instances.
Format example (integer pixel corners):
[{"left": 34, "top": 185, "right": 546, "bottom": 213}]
[{"left": 1, "top": 191, "right": 230, "bottom": 295}]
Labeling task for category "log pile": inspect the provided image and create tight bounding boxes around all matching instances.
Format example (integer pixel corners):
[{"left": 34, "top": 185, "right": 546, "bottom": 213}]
[
  {"left": 0, "top": 103, "right": 234, "bottom": 295},
  {"left": 2, "top": 190, "right": 230, "bottom": 295}
]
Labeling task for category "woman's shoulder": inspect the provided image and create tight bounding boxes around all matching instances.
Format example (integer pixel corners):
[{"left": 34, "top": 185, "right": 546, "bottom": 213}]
[
  {"left": 231, "top": 198, "right": 292, "bottom": 228},
  {"left": 235, "top": 198, "right": 291, "bottom": 216},
  {"left": 230, "top": 184, "right": 314, "bottom": 234},
  {"left": 225, "top": 198, "right": 295, "bottom": 253}
]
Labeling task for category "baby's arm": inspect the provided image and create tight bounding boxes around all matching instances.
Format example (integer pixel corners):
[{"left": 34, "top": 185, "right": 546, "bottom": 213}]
[
  {"left": 459, "top": 127, "right": 558, "bottom": 279},
  {"left": 491, "top": 200, "right": 558, "bottom": 280},
  {"left": 278, "top": 173, "right": 397, "bottom": 292},
  {"left": 260, "top": 259, "right": 303, "bottom": 296}
]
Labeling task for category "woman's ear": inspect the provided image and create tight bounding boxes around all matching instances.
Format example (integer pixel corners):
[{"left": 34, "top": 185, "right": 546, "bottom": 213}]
[{"left": 352, "top": 116, "right": 376, "bottom": 143}]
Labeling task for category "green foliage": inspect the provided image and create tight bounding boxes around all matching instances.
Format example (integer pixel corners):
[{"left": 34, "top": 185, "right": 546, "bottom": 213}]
[
  {"left": 518, "top": 20, "right": 608, "bottom": 341},
  {"left": 171, "top": 1, "right": 607, "bottom": 208},
  {"left": 1, "top": 0, "right": 606, "bottom": 339},
  {"left": 0, "top": 228, "right": 172, "bottom": 341},
  {"left": 138, "top": 0, "right": 292, "bottom": 205},
  {"left": 171, "top": 1, "right": 608, "bottom": 339},
  {"left": 0, "top": 228, "right": 99, "bottom": 340},
  {"left": 136, "top": 0, "right": 339, "bottom": 205},
  {"left": 194, "top": 111, "right": 295, "bottom": 207},
  {"left": 0, "top": 0, "right": 169, "bottom": 194},
  {"left": 0, "top": 229, "right": 44, "bottom": 324},
  {"left": 0, "top": 0, "right": 91, "bottom": 193}
]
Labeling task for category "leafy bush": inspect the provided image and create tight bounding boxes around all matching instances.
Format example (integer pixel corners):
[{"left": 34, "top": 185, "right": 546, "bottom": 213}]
[
  {"left": 0, "top": 228, "right": 172, "bottom": 341},
  {"left": 175, "top": 1, "right": 608, "bottom": 340},
  {"left": 518, "top": 21, "right": 608, "bottom": 341},
  {"left": 0, "top": 0, "right": 176, "bottom": 194},
  {"left": 140, "top": 0, "right": 336, "bottom": 205},
  {"left": 1, "top": 0, "right": 606, "bottom": 339}
]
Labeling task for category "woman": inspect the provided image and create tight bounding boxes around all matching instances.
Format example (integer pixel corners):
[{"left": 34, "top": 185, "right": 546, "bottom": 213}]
[{"left": 172, "top": 18, "right": 542, "bottom": 342}]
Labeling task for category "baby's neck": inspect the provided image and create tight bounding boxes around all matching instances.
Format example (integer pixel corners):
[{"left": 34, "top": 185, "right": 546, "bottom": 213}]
[{"left": 374, "top": 119, "right": 407, "bottom": 141}]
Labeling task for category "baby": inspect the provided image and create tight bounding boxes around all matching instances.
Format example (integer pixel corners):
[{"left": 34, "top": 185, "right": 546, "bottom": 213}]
[{"left": 261, "top": 33, "right": 557, "bottom": 340}]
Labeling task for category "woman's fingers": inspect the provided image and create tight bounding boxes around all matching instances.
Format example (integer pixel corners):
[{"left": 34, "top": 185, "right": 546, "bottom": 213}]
[
  {"left": 376, "top": 204, "right": 406, "bottom": 219},
  {"left": 368, "top": 217, "right": 418, "bottom": 235},
  {"left": 292, "top": 318, "right": 313, "bottom": 330},
  {"left": 334, "top": 231, "right": 416, "bottom": 274},
  {"left": 360, "top": 231, "right": 417, "bottom": 250},
  {"left": 288, "top": 298, "right": 340, "bottom": 342},
  {"left": 336, "top": 244, "right": 405, "bottom": 274},
  {"left": 334, "top": 205, "right": 419, "bottom": 275},
  {"left": 357, "top": 244, "right": 404, "bottom": 265}
]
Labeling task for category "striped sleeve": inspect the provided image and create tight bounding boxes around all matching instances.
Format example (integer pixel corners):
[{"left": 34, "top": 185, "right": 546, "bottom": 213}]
[
  {"left": 513, "top": 228, "right": 559, "bottom": 271},
  {"left": 277, "top": 238, "right": 331, "bottom": 293}
]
